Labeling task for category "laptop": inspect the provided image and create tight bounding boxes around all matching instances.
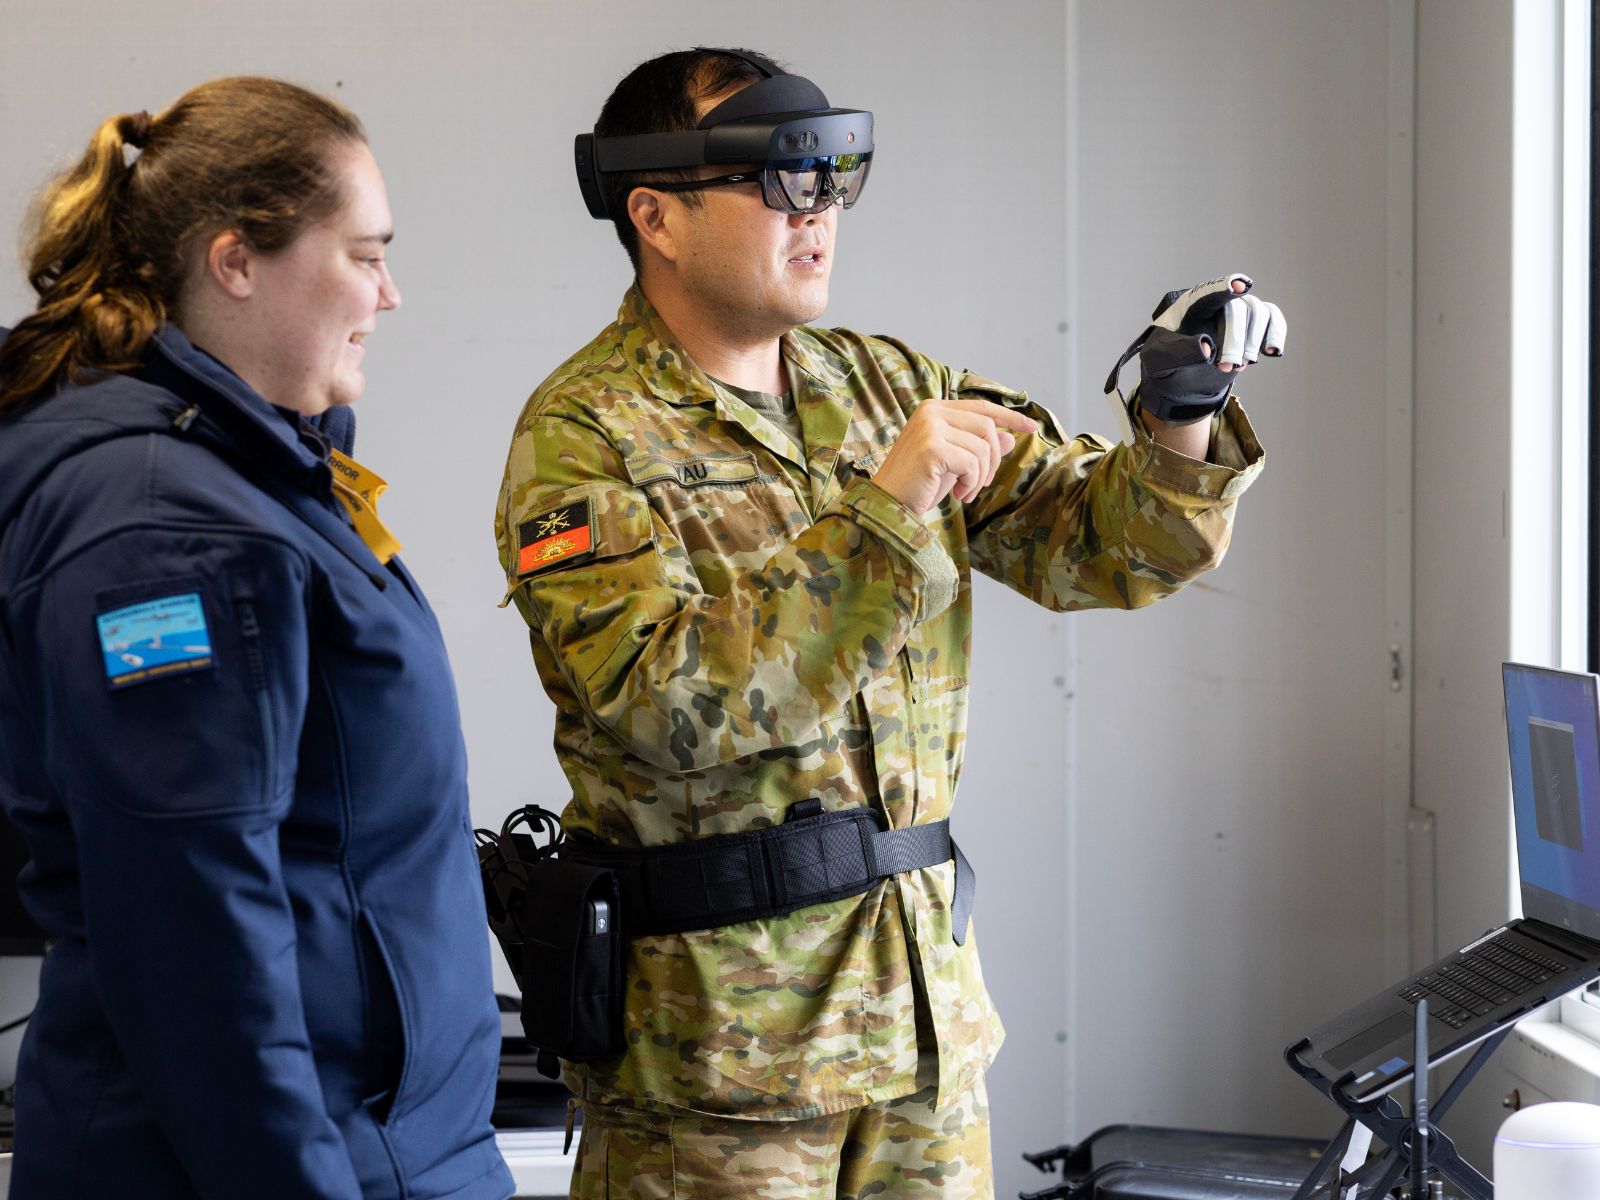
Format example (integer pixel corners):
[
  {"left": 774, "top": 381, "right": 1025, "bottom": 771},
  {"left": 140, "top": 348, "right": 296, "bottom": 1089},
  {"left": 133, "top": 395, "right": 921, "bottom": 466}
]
[{"left": 1292, "top": 662, "right": 1600, "bottom": 1103}]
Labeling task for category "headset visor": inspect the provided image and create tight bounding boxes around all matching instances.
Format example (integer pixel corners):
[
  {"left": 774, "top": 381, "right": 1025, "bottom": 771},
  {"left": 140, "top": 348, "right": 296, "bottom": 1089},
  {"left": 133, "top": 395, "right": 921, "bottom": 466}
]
[{"left": 762, "top": 152, "right": 872, "bottom": 214}]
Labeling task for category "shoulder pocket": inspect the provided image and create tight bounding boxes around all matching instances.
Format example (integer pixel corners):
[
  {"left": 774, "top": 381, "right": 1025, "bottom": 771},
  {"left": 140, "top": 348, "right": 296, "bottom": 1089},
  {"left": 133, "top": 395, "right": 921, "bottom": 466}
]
[{"left": 36, "top": 555, "right": 304, "bottom": 821}]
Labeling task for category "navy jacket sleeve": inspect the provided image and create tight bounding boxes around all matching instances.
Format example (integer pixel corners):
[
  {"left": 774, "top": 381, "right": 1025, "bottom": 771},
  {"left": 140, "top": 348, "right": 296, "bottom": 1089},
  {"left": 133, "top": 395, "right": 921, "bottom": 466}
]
[{"left": 24, "top": 520, "right": 365, "bottom": 1198}]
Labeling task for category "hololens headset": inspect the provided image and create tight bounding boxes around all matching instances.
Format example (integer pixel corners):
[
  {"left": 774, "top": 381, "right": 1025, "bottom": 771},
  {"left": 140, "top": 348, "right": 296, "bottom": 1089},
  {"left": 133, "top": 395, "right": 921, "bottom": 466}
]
[{"left": 574, "top": 49, "right": 874, "bottom": 220}]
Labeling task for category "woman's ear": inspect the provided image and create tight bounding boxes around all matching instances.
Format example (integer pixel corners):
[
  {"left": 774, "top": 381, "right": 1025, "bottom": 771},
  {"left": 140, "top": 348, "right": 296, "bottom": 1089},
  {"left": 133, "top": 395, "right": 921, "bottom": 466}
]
[{"left": 203, "top": 230, "right": 256, "bottom": 300}]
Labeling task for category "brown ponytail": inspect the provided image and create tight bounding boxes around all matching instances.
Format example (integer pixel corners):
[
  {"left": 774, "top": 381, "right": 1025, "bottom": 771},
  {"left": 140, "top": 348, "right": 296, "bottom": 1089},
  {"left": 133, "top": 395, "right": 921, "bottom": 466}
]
[{"left": 0, "top": 78, "right": 364, "bottom": 415}]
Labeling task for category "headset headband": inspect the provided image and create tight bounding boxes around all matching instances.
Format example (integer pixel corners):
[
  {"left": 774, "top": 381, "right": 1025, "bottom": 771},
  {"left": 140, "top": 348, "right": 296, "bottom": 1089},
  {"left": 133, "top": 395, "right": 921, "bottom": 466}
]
[{"left": 574, "top": 49, "right": 873, "bottom": 220}]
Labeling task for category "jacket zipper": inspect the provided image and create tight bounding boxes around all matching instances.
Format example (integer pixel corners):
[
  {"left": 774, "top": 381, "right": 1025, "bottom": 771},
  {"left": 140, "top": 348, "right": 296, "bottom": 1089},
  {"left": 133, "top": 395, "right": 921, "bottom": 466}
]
[{"left": 236, "top": 600, "right": 275, "bottom": 811}]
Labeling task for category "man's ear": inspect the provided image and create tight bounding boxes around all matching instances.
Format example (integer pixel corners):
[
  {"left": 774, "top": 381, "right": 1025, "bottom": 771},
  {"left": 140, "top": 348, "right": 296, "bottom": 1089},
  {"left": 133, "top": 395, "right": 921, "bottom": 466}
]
[
  {"left": 628, "top": 188, "right": 680, "bottom": 266},
  {"left": 203, "top": 230, "right": 256, "bottom": 300}
]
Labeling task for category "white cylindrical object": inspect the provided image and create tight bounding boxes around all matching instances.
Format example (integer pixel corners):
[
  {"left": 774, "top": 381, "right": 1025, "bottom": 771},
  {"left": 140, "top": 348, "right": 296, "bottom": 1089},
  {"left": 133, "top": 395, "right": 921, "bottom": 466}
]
[{"left": 1495, "top": 1101, "right": 1600, "bottom": 1198}]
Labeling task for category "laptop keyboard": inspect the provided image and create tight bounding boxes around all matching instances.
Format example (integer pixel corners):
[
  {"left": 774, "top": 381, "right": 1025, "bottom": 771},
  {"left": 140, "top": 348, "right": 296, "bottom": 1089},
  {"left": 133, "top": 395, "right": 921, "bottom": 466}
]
[{"left": 1396, "top": 935, "right": 1571, "bottom": 1029}]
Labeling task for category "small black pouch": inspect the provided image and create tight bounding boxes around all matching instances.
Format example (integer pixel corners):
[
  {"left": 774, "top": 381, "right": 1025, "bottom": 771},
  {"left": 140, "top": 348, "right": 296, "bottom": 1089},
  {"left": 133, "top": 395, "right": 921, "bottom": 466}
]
[
  {"left": 518, "top": 857, "right": 624, "bottom": 1066},
  {"left": 477, "top": 806, "right": 626, "bottom": 1077}
]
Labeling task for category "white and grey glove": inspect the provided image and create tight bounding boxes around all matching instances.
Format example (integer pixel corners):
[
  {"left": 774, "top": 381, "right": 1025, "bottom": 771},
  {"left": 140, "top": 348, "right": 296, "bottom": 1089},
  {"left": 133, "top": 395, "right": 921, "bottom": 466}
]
[{"left": 1104, "top": 273, "right": 1288, "bottom": 425}]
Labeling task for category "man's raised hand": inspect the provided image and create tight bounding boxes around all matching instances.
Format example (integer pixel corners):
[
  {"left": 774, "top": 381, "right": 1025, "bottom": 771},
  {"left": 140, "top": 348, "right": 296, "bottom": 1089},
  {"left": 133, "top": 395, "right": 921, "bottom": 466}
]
[
  {"left": 871, "top": 397, "right": 1038, "bottom": 515},
  {"left": 1105, "top": 273, "right": 1288, "bottom": 427}
]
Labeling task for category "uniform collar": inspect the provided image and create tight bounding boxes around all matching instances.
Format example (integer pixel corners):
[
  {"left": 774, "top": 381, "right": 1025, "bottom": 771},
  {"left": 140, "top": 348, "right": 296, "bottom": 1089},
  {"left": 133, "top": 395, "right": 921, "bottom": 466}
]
[
  {"left": 781, "top": 324, "right": 855, "bottom": 399},
  {"left": 616, "top": 284, "right": 720, "bottom": 409},
  {"left": 615, "top": 284, "right": 860, "bottom": 489}
]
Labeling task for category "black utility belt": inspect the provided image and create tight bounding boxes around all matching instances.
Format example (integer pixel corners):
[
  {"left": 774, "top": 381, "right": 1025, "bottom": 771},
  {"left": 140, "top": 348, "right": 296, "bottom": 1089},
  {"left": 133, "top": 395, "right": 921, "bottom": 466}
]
[
  {"left": 477, "top": 799, "right": 975, "bottom": 1076},
  {"left": 561, "top": 798, "right": 975, "bottom": 941}
]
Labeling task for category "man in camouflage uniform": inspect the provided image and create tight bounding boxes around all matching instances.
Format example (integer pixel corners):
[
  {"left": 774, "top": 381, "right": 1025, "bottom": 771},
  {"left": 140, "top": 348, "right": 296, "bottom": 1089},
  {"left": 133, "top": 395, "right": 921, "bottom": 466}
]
[{"left": 495, "top": 48, "right": 1280, "bottom": 1200}]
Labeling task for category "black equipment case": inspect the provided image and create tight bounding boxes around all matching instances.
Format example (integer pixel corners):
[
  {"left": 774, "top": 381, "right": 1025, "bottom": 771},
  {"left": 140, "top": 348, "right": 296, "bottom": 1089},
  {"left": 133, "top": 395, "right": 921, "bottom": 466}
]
[{"left": 1022, "top": 1125, "right": 1330, "bottom": 1199}]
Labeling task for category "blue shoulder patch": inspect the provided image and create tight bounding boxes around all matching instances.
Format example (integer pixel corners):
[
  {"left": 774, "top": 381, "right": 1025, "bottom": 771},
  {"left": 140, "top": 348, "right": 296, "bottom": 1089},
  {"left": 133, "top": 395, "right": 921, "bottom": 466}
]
[{"left": 97, "top": 592, "right": 216, "bottom": 689}]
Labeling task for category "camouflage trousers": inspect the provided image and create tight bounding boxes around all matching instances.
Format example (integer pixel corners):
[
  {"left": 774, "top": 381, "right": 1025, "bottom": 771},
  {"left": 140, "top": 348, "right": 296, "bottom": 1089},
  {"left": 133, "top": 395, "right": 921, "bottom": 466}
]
[{"left": 568, "top": 1057, "right": 992, "bottom": 1200}]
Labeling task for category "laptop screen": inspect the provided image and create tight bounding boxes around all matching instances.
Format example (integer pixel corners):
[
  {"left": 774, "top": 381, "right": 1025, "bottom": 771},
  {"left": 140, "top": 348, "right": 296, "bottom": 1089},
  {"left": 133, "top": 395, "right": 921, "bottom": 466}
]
[{"left": 1504, "top": 663, "right": 1600, "bottom": 942}]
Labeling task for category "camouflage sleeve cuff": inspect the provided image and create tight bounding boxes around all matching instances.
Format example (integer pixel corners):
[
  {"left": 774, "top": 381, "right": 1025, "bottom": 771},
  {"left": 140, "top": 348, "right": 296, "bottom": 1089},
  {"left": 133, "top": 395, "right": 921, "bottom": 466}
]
[
  {"left": 1128, "top": 391, "right": 1264, "bottom": 503},
  {"left": 832, "top": 477, "right": 958, "bottom": 622}
]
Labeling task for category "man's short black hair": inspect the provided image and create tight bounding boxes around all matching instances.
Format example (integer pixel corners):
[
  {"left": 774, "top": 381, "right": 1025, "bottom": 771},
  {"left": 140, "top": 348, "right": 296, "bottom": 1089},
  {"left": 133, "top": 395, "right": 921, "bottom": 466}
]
[{"left": 594, "top": 48, "right": 781, "bottom": 271}]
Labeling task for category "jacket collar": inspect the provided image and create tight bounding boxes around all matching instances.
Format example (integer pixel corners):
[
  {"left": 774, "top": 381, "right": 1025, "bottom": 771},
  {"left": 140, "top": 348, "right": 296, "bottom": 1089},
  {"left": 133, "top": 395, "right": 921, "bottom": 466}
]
[
  {"left": 144, "top": 326, "right": 397, "bottom": 587},
  {"left": 141, "top": 324, "right": 336, "bottom": 492}
]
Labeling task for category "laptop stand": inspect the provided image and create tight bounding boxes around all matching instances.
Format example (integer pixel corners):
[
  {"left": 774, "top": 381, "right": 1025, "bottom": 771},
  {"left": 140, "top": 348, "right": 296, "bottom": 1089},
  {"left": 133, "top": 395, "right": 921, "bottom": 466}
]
[{"left": 1285, "top": 1004, "right": 1510, "bottom": 1199}]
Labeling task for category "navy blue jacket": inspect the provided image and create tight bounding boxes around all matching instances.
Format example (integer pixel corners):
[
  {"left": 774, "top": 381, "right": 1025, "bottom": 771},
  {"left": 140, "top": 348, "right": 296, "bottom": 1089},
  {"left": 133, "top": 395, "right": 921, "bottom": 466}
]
[{"left": 0, "top": 328, "right": 512, "bottom": 1199}]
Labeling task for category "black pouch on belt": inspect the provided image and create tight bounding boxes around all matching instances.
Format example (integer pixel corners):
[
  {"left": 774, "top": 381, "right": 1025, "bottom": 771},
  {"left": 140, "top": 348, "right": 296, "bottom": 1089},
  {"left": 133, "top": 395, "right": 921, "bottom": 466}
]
[{"left": 518, "top": 857, "right": 624, "bottom": 1068}]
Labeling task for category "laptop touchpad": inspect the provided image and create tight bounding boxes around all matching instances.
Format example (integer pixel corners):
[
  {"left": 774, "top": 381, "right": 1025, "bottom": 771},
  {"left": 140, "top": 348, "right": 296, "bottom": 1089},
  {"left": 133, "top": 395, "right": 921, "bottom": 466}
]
[{"left": 1324, "top": 1011, "right": 1416, "bottom": 1070}]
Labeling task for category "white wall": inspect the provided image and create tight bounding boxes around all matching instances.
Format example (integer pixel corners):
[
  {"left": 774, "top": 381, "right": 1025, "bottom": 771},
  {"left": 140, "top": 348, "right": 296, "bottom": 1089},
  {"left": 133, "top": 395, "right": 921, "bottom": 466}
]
[
  {"left": 1066, "top": 0, "right": 1399, "bottom": 1143},
  {"left": 1063, "top": 0, "right": 1578, "bottom": 1173},
  {"left": 1413, "top": 0, "right": 1517, "bottom": 971}
]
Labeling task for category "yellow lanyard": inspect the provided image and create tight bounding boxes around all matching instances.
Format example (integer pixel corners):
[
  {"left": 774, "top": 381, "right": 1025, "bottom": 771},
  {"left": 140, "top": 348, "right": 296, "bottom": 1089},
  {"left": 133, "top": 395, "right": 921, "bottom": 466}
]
[{"left": 327, "top": 448, "right": 403, "bottom": 565}]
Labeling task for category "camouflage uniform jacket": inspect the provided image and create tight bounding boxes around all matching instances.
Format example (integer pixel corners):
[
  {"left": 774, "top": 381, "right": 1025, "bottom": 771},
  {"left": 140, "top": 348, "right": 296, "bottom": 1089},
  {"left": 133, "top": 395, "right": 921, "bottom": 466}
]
[{"left": 494, "top": 284, "right": 1264, "bottom": 1120}]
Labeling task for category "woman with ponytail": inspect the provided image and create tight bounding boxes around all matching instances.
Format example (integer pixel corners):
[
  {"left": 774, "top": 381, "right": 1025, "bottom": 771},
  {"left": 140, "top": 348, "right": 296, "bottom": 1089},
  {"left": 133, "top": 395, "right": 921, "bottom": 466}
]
[{"left": 0, "top": 79, "right": 512, "bottom": 1199}]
